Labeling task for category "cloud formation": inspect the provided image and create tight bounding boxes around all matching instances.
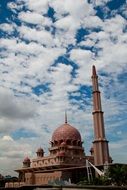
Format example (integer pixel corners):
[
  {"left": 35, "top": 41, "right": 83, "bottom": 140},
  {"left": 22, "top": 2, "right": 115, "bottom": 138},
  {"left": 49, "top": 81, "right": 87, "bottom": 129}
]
[{"left": 0, "top": 0, "right": 127, "bottom": 175}]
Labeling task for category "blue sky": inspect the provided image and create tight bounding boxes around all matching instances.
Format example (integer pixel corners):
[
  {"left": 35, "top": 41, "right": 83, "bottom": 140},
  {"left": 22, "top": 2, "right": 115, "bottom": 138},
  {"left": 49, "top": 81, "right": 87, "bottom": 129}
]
[{"left": 0, "top": 0, "right": 127, "bottom": 175}]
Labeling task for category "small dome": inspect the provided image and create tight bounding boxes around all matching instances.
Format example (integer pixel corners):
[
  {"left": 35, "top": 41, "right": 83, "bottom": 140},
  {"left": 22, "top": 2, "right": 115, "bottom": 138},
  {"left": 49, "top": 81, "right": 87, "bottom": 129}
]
[
  {"left": 90, "top": 146, "right": 94, "bottom": 153},
  {"left": 36, "top": 147, "right": 44, "bottom": 153},
  {"left": 52, "top": 123, "right": 81, "bottom": 142},
  {"left": 23, "top": 157, "right": 30, "bottom": 163}
]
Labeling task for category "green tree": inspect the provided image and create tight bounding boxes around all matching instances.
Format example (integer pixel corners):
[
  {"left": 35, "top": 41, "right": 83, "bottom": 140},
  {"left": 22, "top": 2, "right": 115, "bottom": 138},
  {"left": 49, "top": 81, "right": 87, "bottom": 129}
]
[{"left": 108, "top": 164, "right": 127, "bottom": 186}]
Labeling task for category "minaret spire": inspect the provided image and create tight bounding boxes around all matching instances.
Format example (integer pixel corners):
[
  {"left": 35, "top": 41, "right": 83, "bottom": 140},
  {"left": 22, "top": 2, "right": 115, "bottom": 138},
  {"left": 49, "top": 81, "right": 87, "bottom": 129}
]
[
  {"left": 92, "top": 65, "right": 97, "bottom": 76},
  {"left": 91, "top": 65, "right": 111, "bottom": 166},
  {"left": 65, "top": 111, "right": 67, "bottom": 124}
]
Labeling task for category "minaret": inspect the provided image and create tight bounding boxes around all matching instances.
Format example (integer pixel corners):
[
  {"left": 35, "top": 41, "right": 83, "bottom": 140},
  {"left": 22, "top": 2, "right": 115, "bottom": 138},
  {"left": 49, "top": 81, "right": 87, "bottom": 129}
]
[{"left": 92, "top": 65, "right": 110, "bottom": 166}]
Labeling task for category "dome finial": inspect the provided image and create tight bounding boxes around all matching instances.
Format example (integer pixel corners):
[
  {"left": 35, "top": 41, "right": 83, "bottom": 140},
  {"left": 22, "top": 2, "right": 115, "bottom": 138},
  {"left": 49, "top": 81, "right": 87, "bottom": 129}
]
[{"left": 65, "top": 111, "right": 67, "bottom": 124}]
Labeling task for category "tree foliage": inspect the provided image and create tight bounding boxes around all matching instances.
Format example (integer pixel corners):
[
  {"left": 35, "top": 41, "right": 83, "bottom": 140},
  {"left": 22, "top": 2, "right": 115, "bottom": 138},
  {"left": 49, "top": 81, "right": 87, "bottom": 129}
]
[
  {"left": 78, "top": 164, "right": 127, "bottom": 186},
  {"left": 108, "top": 164, "right": 127, "bottom": 186}
]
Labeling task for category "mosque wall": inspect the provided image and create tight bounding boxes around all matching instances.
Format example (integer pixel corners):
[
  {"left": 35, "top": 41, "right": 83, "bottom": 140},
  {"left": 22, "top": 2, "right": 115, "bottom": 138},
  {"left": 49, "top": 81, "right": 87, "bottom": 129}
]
[{"left": 32, "top": 171, "right": 62, "bottom": 185}]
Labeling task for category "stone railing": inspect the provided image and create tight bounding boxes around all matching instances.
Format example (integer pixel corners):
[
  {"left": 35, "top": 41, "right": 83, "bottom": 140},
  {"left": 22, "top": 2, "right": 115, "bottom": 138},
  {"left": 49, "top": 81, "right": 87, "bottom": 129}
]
[{"left": 5, "top": 182, "right": 25, "bottom": 188}]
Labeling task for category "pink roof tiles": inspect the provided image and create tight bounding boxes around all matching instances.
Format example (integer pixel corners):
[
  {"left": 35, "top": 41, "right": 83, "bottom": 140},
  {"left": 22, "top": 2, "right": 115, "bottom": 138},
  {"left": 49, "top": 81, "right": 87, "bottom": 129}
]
[{"left": 52, "top": 123, "right": 81, "bottom": 142}]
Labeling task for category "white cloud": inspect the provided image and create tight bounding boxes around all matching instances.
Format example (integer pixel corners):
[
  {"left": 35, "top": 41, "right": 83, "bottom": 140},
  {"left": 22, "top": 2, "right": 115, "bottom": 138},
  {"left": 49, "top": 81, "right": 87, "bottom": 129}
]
[
  {"left": 7, "top": 2, "right": 22, "bottom": 13},
  {"left": 70, "top": 49, "right": 94, "bottom": 84},
  {"left": 50, "top": 0, "right": 94, "bottom": 19},
  {"left": 25, "top": 0, "right": 49, "bottom": 14},
  {"left": 18, "top": 11, "right": 52, "bottom": 26},
  {"left": 0, "top": 87, "right": 36, "bottom": 120},
  {"left": 90, "top": 0, "right": 111, "bottom": 6},
  {"left": 0, "top": 87, "right": 39, "bottom": 137},
  {"left": 79, "top": 39, "right": 95, "bottom": 47},
  {"left": 0, "top": 23, "right": 15, "bottom": 34},
  {"left": 0, "top": 136, "right": 32, "bottom": 175},
  {"left": 110, "top": 138, "right": 127, "bottom": 163},
  {"left": 55, "top": 16, "right": 77, "bottom": 31},
  {"left": 2, "top": 136, "right": 14, "bottom": 141},
  {"left": 83, "top": 15, "right": 127, "bottom": 74},
  {"left": 19, "top": 25, "right": 54, "bottom": 47},
  {"left": 83, "top": 15, "right": 103, "bottom": 29},
  {"left": 103, "top": 15, "right": 126, "bottom": 35}
]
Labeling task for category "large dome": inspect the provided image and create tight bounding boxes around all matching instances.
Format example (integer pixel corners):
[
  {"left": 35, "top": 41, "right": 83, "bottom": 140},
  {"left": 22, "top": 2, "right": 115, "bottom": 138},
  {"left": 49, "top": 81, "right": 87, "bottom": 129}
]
[{"left": 52, "top": 123, "right": 81, "bottom": 142}]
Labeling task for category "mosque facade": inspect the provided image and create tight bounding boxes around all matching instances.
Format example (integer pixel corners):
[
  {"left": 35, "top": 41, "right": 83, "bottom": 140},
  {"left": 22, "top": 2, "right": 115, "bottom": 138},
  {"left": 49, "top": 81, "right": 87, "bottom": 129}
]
[{"left": 6, "top": 66, "right": 112, "bottom": 187}]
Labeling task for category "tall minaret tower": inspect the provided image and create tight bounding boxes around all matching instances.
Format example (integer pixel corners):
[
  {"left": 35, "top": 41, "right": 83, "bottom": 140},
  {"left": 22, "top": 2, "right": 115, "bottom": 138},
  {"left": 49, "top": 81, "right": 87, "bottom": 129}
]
[{"left": 92, "top": 65, "right": 110, "bottom": 166}]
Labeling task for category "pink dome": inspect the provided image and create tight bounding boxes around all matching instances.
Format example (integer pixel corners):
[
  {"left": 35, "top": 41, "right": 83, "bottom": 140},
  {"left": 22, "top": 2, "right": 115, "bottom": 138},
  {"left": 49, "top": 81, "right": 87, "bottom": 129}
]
[
  {"left": 23, "top": 157, "right": 30, "bottom": 163},
  {"left": 36, "top": 147, "right": 44, "bottom": 153},
  {"left": 52, "top": 123, "right": 81, "bottom": 142}
]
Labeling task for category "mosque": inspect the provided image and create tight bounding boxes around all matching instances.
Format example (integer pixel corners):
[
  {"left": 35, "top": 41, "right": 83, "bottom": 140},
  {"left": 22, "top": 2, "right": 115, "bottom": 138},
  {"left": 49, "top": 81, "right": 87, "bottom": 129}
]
[{"left": 7, "top": 66, "right": 112, "bottom": 186}]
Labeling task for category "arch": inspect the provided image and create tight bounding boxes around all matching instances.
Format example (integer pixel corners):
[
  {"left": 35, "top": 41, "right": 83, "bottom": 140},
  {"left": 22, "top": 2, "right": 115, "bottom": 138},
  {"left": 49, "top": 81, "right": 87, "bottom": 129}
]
[
  {"left": 78, "top": 140, "right": 81, "bottom": 146},
  {"left": 73, "top": 140, "right": 77, "bottom": 146},
  {"left": 54, "top": 140, "right": 58, "bottom": 146},
  {"left": 66, "top": 139, "right": 71, "bottom": 145},
  {"left": 51, "top": 141, "right": 54, "bottom": 147},
  {"left": 60, "top": 140, "right": 63, "bottom": 144}
]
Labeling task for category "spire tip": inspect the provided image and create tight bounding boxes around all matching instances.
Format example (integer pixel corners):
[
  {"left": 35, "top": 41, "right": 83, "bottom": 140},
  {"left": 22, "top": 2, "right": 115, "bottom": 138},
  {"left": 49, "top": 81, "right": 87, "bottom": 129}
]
[
  {"left": 65, "top": 111, "right": 67, "bottom": 124},
  {"left": 92, "top": 65, "right": 97, "bottom": 76}
]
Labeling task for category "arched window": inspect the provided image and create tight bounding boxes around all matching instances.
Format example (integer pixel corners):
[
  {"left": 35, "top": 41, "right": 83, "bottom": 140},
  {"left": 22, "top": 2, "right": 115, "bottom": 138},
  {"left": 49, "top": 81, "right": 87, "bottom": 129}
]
[
  {"left": 60, "top": 140, "right": 63, "bottom": 144},
  {"left": 66, "top": 139, "right": 71, "bottom": 145},
  {"left": 73, "top": 140, "right": 77, "bottom": 146},
  {"left": 78, "top": 141, "right": 81, "bottom": 146},
  {"left": 54, "top": 141, "right": 58, "bottom": 146}
]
